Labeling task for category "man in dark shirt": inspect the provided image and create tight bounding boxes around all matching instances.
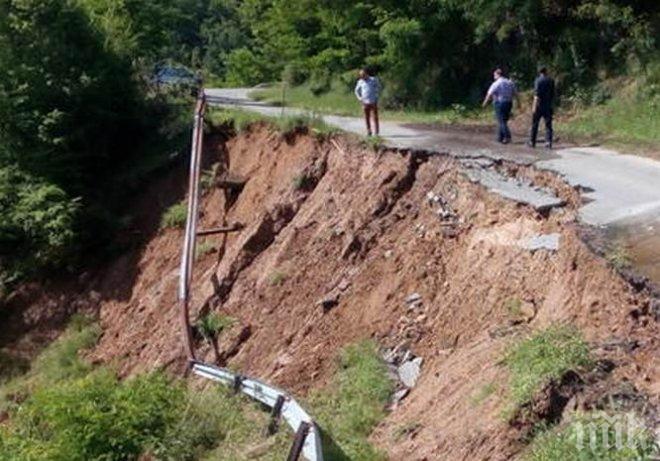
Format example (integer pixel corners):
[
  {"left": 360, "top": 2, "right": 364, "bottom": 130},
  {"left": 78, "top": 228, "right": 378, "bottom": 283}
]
[{"left": 528, "top": 66, "right": 555, "bottom": 149}]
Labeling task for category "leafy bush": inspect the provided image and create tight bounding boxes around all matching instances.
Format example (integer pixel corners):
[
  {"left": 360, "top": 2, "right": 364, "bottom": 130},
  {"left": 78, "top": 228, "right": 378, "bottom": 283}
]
[
  {"left": 0, "top": 316, "right": 290, "bottom": 460},
  {"left": 0, "top": 166, "right": 79, "bottom": 280},
  {"left": 160, "top": 202, "right": 188, "bottom": 229},
  {"left": 504, "top": 325, "right": 592, "bottom": 405}
]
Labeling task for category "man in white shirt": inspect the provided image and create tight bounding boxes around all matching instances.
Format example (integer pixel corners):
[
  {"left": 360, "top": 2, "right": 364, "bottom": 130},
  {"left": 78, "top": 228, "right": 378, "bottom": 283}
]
[
  {"left": 482, "top": 68, "right": 519, "bottom": 144},
  {"left": 355, "top": 68, "right": 381, "bottom": 136}
]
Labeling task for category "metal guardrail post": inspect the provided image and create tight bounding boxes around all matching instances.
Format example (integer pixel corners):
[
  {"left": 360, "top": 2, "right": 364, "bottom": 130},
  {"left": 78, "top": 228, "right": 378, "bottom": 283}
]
[
  {"left": 287, "top": 422, "right": 311, "bottom": 461},
  {"left": 178, "top": 93, "right": 207, "bottom": 363},
  {"left": 180, "top": 91, "right": 324, "bottom": 460},
  {"left": 267, "top": 394, "right": 286, "bottom": 435}
]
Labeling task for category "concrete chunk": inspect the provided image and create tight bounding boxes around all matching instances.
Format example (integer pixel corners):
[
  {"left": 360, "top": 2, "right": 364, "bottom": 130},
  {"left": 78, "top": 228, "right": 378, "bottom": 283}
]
[
  {"left": 518, "top": 233, "right": 561, "bottom": 251},
  {"left": 464, "top": 168, "right": 564, "bottom": 212}
]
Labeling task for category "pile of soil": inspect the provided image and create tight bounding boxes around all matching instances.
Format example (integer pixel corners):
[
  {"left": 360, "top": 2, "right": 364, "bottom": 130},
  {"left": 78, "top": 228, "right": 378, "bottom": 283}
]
[{"left": 3, "top": 124, "right": 657, "bottom": 460}]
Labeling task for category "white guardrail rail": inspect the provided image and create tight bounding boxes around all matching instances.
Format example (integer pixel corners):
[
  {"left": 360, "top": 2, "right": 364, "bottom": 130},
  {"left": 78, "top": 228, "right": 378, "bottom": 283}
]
[{"left": 178, "top": 91, "right": 323, "bottom": 461}]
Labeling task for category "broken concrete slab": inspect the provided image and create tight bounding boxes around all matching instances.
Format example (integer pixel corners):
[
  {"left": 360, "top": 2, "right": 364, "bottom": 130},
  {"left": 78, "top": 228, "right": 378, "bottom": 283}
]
[
  {"left": 517, "top": 233, "right": 561, "bottom": 252},
  {"left": 463, "top": 168, "right": 564, "bottom": 212},
  {"left": 390, "top": 388, "right": 410, "bottom": 408},
  {"left": 398, "top": 357, "right": 423, "bottom": 388}
]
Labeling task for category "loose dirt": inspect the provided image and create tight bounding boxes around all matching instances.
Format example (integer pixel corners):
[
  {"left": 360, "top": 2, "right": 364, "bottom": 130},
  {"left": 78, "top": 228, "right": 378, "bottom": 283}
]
[{"left": 3, "top": 124, "right": 657, "bottom": 460}]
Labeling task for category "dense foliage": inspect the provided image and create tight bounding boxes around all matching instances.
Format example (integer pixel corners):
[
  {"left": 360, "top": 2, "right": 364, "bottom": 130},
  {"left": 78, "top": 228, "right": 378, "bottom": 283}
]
[
  {"left": 0, "top": 0, "right": 657, "bottom": 291},
  {"left": 192, "top": 0, "right": 658, "bottom": 107},
  {"left": 0, "top": 0, "right": 192, "bottom": 290}
]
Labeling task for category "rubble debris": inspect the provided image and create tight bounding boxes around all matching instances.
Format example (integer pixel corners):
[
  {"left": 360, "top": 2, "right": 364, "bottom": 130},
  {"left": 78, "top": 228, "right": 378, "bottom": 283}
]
[
  {"left": 517, "top": 233, "right": 561, "bottom": 252},
  {"left": 390, "top": 388, "right": 410, "bottom": 408},
  {"left": 398, "top": 357, "right": 423, "bottom": 388},
  {"left": 406, "top": 293, "right": 422, "bottom": 304},
  {"left": 464, "top": 168, "right": 564, "bottom": 212}
]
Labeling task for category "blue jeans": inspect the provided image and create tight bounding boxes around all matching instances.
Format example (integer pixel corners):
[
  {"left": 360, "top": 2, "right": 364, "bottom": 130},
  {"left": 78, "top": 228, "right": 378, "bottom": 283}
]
[{"left": 494, "top": 101, "right": 512, "bottom": 142}]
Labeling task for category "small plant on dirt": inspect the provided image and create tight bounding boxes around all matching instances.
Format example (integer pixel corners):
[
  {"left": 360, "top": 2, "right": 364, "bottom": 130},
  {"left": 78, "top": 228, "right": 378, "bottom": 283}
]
[
  {"left": 310, "top": 340, "right": 393, "bottom": 460},
  {"left": 200, "top": 164, "right": 219, "bottom": 192},
  {"left": 196, "top": 312, "right": 235, "bottom": 343},
  {"left": 470, "top": 382, "right": 497, "bottom": 407},
  {"left": 605, "top": 243, "right": 631, "bottom": 271},
  {"left": 505, "top": 298, "right": 523, "bottom": 318},
  {"left": 504, "top": 325, "right": 592, "bottom": 406},
  {"left": 196, "top": 312, "right": 235, "bottom": 366},
  {"left": 362, "top": 135, "right": 385, "bottom": 151},
  {"left": 268, "top": 270, "right": 287, "bottom": 286},
  {"left": 160, "top": 201, "right": 188, "bottom": 229},
  {"left": 292, "top": 173, "right": 309, "bottom": 191},
  {"left": 195, "top": 239, "right": 217, "bottom": 261},
  {"left": 525, "top": 411, "right": 658, "bottom": 460}
]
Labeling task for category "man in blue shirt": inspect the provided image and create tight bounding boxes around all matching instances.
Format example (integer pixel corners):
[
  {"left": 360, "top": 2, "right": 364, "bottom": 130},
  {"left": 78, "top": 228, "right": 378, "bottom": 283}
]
[
  {"left": 482, "top": 68, "right": 519, "bottom": 144},
  {"left": 528, "top": 66, "right": 555, "bottom": 149},
  {"left": 355, "top": 68, "right": 381, "bottom": 136}
]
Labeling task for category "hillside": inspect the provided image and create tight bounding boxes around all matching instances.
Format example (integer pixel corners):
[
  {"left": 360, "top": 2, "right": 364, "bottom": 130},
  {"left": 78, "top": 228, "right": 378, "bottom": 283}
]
[{"left": 3, "top": 120, "right": 657, "bottom": 459}]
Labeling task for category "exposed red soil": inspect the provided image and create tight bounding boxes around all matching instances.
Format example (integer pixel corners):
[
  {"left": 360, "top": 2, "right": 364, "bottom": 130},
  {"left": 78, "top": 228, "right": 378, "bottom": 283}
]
[{"left": 3, "top": 125, "right": 657, "bottom": 460}]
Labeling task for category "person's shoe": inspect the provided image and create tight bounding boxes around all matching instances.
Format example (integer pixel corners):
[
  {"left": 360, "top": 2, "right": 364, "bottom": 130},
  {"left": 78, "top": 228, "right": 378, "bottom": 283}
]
[
  {"left": 502, "top": 138, "right": 510, "bottom": 145},
  {"left": 526, "top": 141, "right": 535, "bottom": 148},
  {"left": 544, "top": 142, "right": 552, "bottom": 149}
]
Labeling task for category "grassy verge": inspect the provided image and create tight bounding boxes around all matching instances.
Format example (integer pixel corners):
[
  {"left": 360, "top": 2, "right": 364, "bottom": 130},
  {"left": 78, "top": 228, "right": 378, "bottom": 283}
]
[
  {"left": 0, "top": 317, "right": 290, "bottom": 460},
  {"left": 250, "top": 82, "right": 490, "bottom": 125},
  {"left": 559, "top": 87, "right": 659, "bottom": 154},
  {"left": 208, "top": 107, "right": 339, "bottom": 140},
  {"left": 310, "top": 340, "right": 393, "bottom": 460},
  {"left": 504, "top": 325, "right": 592, "bottom": 406},
  {"left": 526, "top": 412, "right": 658, "bottom": 460},
  {"left": 1, "top": 318, "right": 395, "bottom": 460}
]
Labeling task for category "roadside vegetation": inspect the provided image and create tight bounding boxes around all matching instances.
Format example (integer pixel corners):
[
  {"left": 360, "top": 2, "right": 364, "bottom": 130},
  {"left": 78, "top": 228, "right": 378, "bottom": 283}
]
[
  {"left": 250, "top": 82, "right": 491, "bottom": 125},
  {"left": 0, "top": 317, "right": 291, "bottom": 460},
  {"left": 526, "top": 412, "right": 658, "bottom": 460},
  {"left": 504, "top": 325, "right": 592, "bottom": 406},
  {"left": 0, "top": 317, "right": 393, "bottom": 460},
  {"left": 161, "top": 201, "right": 189, "bottom": 230},
  {"left": 311, "top": 340, "right": 393, "bottom": 460}
]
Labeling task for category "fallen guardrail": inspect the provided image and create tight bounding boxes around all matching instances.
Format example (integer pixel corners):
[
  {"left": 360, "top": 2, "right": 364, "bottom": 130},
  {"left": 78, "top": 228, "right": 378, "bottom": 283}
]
[{"left": 178, "top": 91, "right": 323, "bottom": 461}]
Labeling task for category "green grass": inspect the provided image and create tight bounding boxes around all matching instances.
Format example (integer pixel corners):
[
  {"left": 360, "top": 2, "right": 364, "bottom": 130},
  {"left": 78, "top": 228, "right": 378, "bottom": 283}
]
[
  {"left": 560, "top": 91, "right": 659, "bottom": 153},
  {"left": 0, "top": 316, "right": 291, "bottom": 461},
  {"left": 526, "top": 412, "right": 658, "bottom": 460},
  {"left": 195, "top": 239, "right": 217, "bottom": 261},
  {"left": 208, "top": 107, "right": 338, "bottom": 141},
  {"left": 605, "top": 243, "right": 632, "bottom": 271},
  {"left": 310, "top": 340, "right": 393, "bottom": 460},
  {"left": 250, "top": 82, "right": 490, "bottom": 125},
  {"left": 196, "top": 313, "right": 235, "bottom": 343},
  {"left": 504, "top": 325, "right": 592, "bottom": 405},
  {"left": 208, "top": 107, "right": 271, "bottom": 132},
  {"left": 161, "top": 201, "right": 188, "bottom": 230}
]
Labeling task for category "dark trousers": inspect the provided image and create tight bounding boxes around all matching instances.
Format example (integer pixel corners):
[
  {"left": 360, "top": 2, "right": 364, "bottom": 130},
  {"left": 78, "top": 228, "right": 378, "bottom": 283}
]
[
  {"left": 363, "top": 103, "right": 379, "bottom": 135},
  {"left": 530, "top": 108, "right": 553, "bottom": 146},
  {"left": 494, "top": 101, "right": 512, "bottom": 142}
]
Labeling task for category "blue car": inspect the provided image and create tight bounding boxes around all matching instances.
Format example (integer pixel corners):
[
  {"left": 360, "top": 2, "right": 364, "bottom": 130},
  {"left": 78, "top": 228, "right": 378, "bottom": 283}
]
[{"left": 152, "top": 66, "right": 202, "bottom": 94}]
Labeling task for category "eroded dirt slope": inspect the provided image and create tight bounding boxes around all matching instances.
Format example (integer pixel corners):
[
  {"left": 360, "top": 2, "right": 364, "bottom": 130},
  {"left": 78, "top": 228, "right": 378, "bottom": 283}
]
[{"left": 6, "top": 125, "right": 656, "bottom": 460}]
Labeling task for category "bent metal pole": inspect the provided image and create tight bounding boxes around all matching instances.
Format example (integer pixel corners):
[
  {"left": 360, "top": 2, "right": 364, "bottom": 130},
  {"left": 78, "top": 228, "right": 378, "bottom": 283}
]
[{"left": 178, "top": 93, "right": 207, "bottom": 363}]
